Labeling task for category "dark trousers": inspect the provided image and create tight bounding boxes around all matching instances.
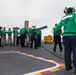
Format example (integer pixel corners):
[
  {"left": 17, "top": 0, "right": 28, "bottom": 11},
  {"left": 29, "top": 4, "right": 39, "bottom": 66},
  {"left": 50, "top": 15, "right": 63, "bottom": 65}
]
[
  {"left": 16, "top": 36, "right": 20, "bottom": 46},
  {"left": 13, "top": 36, "right": 20, "bottom": 46},
  {"left": 20, "top": 34, "right": 26, "bottom": 47},
  {"left": 63, "top": 36, "right": 76, "bottom": 69},
  {"left": 53, "top": 35, "right": 62, "bottom": 51},
  {"left": 13, "top": 36, "right": 15, "bottom": 45},
  {"left": 37, "top": 35, "right": 41, "bottom": 47},
  {"left": 30, "top": 35, "right": 37, "bottom": 49},
  {"left": 0, "top": 38, "right": 2, "bottom": 46}
]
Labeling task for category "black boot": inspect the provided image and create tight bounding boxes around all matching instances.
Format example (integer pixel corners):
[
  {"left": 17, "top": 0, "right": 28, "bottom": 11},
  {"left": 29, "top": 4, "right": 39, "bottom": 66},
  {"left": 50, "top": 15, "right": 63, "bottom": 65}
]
[
  {"left": 74, "top": 69, "right": 76, "bottom": 74},
  {"left": 66, "top": 66, "right": 72, "bottom": 70},
  {"left": 53, "top": 49, "right": 56, "bottom": 52}
]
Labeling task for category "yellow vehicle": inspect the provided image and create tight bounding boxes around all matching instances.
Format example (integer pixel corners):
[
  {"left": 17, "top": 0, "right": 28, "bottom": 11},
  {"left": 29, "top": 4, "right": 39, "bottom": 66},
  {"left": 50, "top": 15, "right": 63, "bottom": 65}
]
[{"left": 44, "top": 35, "right": 54, "bottom": 44}]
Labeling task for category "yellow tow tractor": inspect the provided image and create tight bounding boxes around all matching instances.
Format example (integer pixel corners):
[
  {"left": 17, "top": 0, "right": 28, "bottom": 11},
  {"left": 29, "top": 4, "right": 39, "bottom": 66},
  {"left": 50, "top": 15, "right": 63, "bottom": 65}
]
[{"left": 44, "top": 35, "right": 54, "bottom": 44}]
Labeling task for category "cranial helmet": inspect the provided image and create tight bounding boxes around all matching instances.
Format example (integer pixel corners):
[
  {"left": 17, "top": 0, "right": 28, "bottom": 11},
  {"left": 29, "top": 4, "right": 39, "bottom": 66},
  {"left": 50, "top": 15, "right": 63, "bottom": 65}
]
[
  {"left": 64, "top": 6, "right": 75, "bottom": 14},
  {"left": 32, "top": 25, "right": 36, "bottom": 28}
]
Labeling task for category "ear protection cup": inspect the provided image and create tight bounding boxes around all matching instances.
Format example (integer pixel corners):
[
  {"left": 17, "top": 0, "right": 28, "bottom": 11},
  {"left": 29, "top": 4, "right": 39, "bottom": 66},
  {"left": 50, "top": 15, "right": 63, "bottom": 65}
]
[
  {"left": 73, "top": 9, "right": 75, "bottom": 12},
  {"left": 64, "top": 7, "right": 67, "bottom": 14}
]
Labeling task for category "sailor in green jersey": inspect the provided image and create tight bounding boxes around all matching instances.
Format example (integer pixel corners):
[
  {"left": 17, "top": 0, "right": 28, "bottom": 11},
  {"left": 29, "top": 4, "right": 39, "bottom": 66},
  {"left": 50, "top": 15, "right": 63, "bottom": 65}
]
[
  {"left": 53, "top": 23, "right": 62, "bottom": 52},
  {"left": 36, "top": 29, "right": 42, "bottom": 47},
  {"left": 54, "top": 6, "right": 76, "bottom": 73},
  {"left": 7, "top": 28, "right": 13, "bottom": 45},
  {"left": 29, "top": 25, "right": 37, "bottom": 49},
  {"left": 2, "top": 27, "right": 7, "bottom": 45},
  {"left": 20, "top": 27, "right": 29, "bottom": 47},
  {"left": 0, "top": 26, "right": 3, "bottom": 47}
]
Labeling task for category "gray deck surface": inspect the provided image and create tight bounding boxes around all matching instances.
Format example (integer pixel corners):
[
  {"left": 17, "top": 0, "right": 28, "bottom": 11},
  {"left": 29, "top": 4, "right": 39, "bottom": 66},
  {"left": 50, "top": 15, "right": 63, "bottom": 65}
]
[{"left": 0, "top": 43, "right": 75, "bottom": 75}]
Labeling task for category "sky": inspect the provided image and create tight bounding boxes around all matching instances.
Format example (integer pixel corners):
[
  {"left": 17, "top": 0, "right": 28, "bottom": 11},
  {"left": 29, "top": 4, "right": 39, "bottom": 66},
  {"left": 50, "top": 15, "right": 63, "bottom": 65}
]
[{"left": 0, "top": 0, "right": 76, "bottom": 39}]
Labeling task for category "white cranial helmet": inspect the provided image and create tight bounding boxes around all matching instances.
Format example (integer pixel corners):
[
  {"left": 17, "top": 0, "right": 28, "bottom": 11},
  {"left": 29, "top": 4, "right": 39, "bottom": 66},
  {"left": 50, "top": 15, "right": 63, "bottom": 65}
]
[{"left": 64, "top": 6, "right": 75, "bottom": 14}]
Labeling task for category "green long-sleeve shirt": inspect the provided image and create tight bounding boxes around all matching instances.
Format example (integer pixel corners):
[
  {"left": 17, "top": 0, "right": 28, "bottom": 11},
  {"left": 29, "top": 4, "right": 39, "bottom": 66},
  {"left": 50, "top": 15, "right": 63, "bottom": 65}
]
[
  {"left": 20, "top": 27, "right": 29, "bottom": 34},
  {"left": 0, "top": 30, "right": 3, "bottom": 37},
  {"left": 7, "top": 30, "right": 13, "bottom": 36},
  {"left": 36, "top": 29, "right": 42, "bottom": 36},
  {"left": 29, "top": 27, "right": 37, "bottom": 35},
  {"left": 53, "top": 28, "right": 62, "bottom": 35},
  {"left": 2, "top": 30, "right": 7, "bottom": 36},
  {"left": 54, "top": 13, "right": 76, "bottom": 36}
]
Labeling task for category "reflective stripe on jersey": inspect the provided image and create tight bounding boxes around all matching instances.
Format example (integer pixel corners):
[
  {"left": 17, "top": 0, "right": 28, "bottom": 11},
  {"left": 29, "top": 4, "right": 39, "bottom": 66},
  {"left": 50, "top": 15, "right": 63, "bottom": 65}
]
[{"left": 62, "top": 15, "right": 72, "bottom": 20}]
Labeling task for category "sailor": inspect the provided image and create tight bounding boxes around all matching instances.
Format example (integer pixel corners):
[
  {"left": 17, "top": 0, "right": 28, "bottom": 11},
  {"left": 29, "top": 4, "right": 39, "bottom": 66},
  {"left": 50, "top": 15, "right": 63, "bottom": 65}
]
[
  {"left": 13, "top": 27, "right": 15, "bottom": 45},
  {"left": 7, "top": 28, "right": 13, "bottom": 45},
  {"left": 13, "top": 27, "right": 20, "bottom": 46},
  {"left": 16, "top": 29, "right": 20, "bottom": 46},
  {"left": 0, "top": 26, "right": 3, "bottom": 47},
  {"left": 2, "top": 27, "right": 7, "bottom": 45},
  {"left": 36, "top": 29, "right": 42, "bottom": 47},
  {"left": 54, "top": 6, "right": 76, "bottom": 73},
  {"left": 29, "top": 25, "right": 37, "bottom": 49},
  {"left": 20, "top": 27, "right": 29, "bottom": 47},
  {"left": 53, "top": 23, "right": 62, "bottom": 52}
]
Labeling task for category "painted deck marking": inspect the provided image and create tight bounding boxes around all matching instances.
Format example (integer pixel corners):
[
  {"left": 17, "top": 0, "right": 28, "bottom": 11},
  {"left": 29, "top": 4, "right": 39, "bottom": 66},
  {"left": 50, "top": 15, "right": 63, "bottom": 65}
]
[
  {"left": 0, "top": 51, "right": 65, "bottom": 75},
  {"left": 18, "top": 52, "right": 64, "bottom": 75}
]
